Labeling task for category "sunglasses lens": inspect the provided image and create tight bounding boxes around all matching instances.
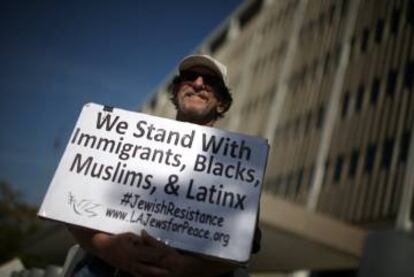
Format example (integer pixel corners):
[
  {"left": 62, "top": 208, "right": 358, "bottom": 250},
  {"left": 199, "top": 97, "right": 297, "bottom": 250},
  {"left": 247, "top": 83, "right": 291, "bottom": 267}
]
[
  {"left": 181, "top": 71, "right": 198, "bottom": 81},
  {"left": 181, "top": 71, "right": 221, "bottom": 88}
]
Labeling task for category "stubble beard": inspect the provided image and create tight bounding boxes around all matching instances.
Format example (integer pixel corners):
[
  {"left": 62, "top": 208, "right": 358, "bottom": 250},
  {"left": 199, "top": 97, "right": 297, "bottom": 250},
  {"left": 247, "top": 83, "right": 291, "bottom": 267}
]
[{"left": 177, "top": 105, "right": 216, "bottom": 125}]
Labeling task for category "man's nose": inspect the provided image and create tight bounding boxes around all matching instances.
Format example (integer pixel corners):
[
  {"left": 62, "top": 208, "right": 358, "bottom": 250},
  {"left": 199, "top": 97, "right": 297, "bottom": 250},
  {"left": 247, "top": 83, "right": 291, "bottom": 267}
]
[
  {"left": 193, "top": 76, "right": 204, "bottom": 89},
  {"left": 192, "top": 76, "right": 205, "bottom": 87}
]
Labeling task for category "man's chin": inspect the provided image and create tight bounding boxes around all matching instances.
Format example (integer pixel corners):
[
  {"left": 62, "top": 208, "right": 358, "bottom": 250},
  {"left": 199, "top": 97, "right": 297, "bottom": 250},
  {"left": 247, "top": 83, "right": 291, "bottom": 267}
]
[
  {"left": 184, "top": 111, "right": 209, "bottom": 120},
  {"left": 181, "top": 105, "right": 207, "bottom": 115},
  {"left": 179, "top": 108, "right": 214, "bottom": 122}
]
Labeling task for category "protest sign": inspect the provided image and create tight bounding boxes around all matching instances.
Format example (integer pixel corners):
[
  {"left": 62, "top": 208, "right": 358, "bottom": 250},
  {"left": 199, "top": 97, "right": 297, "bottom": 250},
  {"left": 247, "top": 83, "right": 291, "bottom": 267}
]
[{"left": 38, "top": 102, "right": 269, "bottom": 263}]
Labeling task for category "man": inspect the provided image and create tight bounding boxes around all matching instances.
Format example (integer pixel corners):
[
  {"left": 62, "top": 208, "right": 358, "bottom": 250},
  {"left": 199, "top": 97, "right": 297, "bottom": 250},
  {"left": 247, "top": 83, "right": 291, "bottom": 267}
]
[{"left": 69, "top": 54, "right": 260, "bottom": 277}]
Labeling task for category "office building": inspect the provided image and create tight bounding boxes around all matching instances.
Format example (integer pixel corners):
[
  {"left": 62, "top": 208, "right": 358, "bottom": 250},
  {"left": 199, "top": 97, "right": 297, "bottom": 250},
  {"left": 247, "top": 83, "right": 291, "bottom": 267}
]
[{"left": 140, "top": 0, "right": 414, "bottom": 275}]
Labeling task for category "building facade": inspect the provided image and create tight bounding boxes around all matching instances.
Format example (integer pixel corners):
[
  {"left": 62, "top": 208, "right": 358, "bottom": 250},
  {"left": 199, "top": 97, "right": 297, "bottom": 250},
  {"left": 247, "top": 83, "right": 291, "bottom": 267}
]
[{"left": 140, "top": 0, "right": 414, "bottom": 275}]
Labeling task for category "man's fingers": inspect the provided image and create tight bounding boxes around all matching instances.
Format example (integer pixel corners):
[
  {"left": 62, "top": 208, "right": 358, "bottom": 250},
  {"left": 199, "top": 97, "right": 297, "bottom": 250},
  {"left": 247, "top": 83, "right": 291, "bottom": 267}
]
[
  {"left": 141, "top": 230, "right": 170, "bottom": 250},
  {"left": 121, "top": 232, "right": 142, "bottom": 245},
  {"left": 132, "top": 261, "right": 169, "bottom": 277},
  {"left": 129, "top": 243, "right": 166, "bottom": 263},
  {"left": 136, "top": 249, "right": 163, "bottom": 263}
]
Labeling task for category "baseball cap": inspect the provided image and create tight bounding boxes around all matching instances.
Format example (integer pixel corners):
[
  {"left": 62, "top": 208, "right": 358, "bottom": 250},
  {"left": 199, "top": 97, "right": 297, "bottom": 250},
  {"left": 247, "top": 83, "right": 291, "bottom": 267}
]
[{"left": 178, "top": 54, "right": 228, "bottom": 87}]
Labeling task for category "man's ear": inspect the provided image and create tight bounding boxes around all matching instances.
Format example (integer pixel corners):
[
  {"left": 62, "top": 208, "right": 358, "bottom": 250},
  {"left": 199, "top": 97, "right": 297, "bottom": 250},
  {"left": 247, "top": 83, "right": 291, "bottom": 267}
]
[
  {"left": 216, "top": 101, "right": 226, "bottom": 114},
  {"left": 173, "top": 83, "right": 181, "bottom": 95},
  {"left": 171, "top": 85, "right": 181, "bottom": 105}
]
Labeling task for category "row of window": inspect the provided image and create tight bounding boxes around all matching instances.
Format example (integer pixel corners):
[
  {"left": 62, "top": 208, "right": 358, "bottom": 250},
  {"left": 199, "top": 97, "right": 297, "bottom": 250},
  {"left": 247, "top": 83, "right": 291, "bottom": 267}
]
[
  {"left": 252, "top": 41, "right": 287, "bottom": 81},
  {"left": 356, "top": 8, "right": 402, "bottom": 55},
  {"left": 288, "top": 44, "right": 342, "bottom": 91},
  {"left": 261, "top": 0, "right": 299, "bottom": 35},
  {"left": 250, "top": 58, "right": 412, "bottom": 129},
  {"left": 352, "top": 0, "right": 414, "bottom": 59},
  {"left": 292, "top": 4, "right": 411, "bottom": 88},
  {"left": 265, "top": 165, "right": 313, "bottom": 197},
  {"left": 241, "top": 88, "right": 273, "bottom": 116},
  {"left": 298, "top": 0, "right": 349, "bottom": 43},
  {"left": 265, "top": 130, "right": 411, "bottom": 198},
  {"left": 273, "top": 104, "right": 325, "bottom": 141},
  {"left": 210, "top": 0, "right": 264, "bottom": 54},
  {"left": 327, "top": 131, "right": 411, "bottom": 184},
  {"left": 341, "top": 61, "right": 414, "bottom": 118}
]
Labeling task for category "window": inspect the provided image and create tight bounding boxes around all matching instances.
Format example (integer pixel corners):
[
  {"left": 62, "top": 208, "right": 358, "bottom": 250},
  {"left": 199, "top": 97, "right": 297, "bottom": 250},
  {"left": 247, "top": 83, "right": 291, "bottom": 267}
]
[
  {"left": 305, "top": 111, "right": 312, "bottom": 133},
  {"left": 364, "top": 144, "right": 377, "bottom": 173},
  {"left": 150, "top": 98, "right": 157, "bottom": 109},
  {"left": 210, "top": 29, "right": 228, "bottom": 54},
  {"left": 279, "top": 176, "right": 288, "bottom": 195},
  {"left": 404, "top": 61, "right": 413, "bottom": 89},
  {"left": 350, "top": 35, "right": 356, "bottom": 58},
  {"left": 370, "top": 78, "right": 380, "bottom": 105},
  {"left": 408, "top": 0, "right": 414, "bottom": 27},
  {"left": 329, "top": 4, "right": 336, "bottom": 24},
  {"left": 342, "top": 91, "right": 350, "bottom": 118},
  {"left": 324, "top": 52, "right": 331, "bottom": 75},
  {"left": 349, "top": 149, "right": 360, "bottom": 178},
  {"left": 322, "top": 160, "right": 329, "bottom": 186},
  {"left": 333, "top": 44, "right": 342, "bottom": 67},
  {"left": 400, "top": 131, "right": 411, "bottom": 163},
  {"left": 310, "top": 59, "right": 318, "bottom": 80},
  {"left": 284, "top": 121, "right": 291, "bottom": 138},
  {"left": 340, "top": 0, "right": 349, "bottom": 17},
  {"left": 355, "top": 84, "right": 365, "bottom": 112},
  {"left": 294, "top": 117, "right": 301, "bottom": 136},
  {"left": 375, "top": 19, "right": 384, "bottom": 43},
  {"left": 273, "top": 177, "right": 282, "bottom": 193},
  {"left": 318, "top": 12, "right": 326, "bottom": 31},
  {"left": 296, "top": 168, "right": 304, "bottom": 194},
  {"left": 391, "top": 9, "right": 401, "bottom": 35},
  {"left": 308, "top": 165, "right": 315, "bottom": 188},
  {"left": 361, "top": 28, "right": 370, "bottom": 52},
  {"left": 316, "top": 105, "right": 325, "bottom": 129},
  {"left": 239, "top": 0, "right": 263, "bottom": 28},
  {"left": 334, "top": 155, "right": 344, "bottom": 183},
  {"left": 286, "top": 173, "right": 293, "bottom": 195},
  {"left": 387, "top": 70, "right": 398, "bottom": 97},
  {"left": 382, "top": 138, "right": 395, "bottom": 169},
  {"left": 301, "top": 64, "right": 308, "bottom": 85}
]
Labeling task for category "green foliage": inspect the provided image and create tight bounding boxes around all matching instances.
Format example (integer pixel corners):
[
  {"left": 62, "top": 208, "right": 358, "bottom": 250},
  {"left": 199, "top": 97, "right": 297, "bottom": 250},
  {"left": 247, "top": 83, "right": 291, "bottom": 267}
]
[{"left": 0, "top": 181, "right": 40, "bottom": 265}]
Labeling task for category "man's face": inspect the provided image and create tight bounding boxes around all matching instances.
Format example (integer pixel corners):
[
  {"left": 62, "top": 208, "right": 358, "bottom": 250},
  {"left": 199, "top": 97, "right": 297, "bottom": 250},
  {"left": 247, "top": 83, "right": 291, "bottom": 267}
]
[{"left": 175, "top": 66, "right": 224, "bottom": 124}]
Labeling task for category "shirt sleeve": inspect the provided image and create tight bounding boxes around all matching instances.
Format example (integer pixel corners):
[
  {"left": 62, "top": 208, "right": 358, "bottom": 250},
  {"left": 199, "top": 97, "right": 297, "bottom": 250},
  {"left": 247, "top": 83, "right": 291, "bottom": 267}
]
[{"left": 251, "top": 207, "right": 262, "bottom": 254}]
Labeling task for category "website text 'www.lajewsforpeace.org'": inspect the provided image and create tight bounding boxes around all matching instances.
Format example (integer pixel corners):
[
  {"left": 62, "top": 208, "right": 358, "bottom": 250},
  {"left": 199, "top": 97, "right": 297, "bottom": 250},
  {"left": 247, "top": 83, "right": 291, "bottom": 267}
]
[{"left": 105, "top": 192, "right": 231, "bottom": 247}]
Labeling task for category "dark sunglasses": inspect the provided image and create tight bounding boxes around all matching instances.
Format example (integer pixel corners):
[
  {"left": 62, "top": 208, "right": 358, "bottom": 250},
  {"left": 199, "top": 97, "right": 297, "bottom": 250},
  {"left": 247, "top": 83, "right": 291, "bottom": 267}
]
[{"left": 180, "top": 71, "right": 223, "bottom": 88}]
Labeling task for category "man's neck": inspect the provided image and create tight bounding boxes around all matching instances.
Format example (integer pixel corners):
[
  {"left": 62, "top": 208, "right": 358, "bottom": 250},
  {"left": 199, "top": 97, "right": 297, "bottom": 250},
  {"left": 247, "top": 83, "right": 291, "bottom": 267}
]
[{"left": 176, "top": 113, "right": 216, "bottom": 127}]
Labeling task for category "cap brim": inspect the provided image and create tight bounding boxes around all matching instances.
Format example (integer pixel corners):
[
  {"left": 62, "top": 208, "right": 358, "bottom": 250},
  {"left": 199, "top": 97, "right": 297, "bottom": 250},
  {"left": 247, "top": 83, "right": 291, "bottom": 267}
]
[{"left": 179, "top": 56, "right": 225, "bottom": 83}]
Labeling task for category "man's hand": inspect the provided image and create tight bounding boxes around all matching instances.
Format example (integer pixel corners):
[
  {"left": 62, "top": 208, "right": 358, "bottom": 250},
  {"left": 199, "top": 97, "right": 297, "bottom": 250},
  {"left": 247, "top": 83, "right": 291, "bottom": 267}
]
[
  {"left": 68, "top": 226, "right": 236, "bottom": 277},
  {"left": 94, "top": 232, "right": 170, "bottom": 277},
  {"left": 139, "top": 230, "right": 190, "bottom": 277},
  {"left": 67, "top": 226, "right": 169, "bottom": 277},
  {"left": 138, "top": 230, "right": 237, "bottom": 277}
]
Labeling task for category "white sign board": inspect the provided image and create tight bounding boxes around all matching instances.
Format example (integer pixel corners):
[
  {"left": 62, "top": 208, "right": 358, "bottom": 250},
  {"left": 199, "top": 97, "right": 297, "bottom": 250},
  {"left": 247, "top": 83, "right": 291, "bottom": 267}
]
[{"left": 38, "top": 103, "right": 269, "bottom": 263}]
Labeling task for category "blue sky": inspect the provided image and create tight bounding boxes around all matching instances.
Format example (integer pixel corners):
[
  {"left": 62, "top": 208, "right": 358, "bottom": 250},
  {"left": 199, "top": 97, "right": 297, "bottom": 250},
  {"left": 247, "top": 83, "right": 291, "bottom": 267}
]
[{"left": 0, "top": 0, "right": 242, "bottom": 205}]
